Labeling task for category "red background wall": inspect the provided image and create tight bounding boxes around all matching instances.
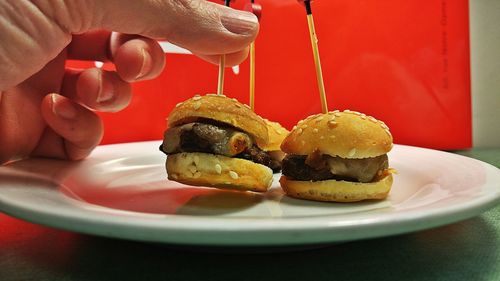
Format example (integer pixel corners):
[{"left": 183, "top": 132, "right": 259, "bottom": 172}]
[{"left": 70, "top": 0, "right": 471, "bottom": 149}]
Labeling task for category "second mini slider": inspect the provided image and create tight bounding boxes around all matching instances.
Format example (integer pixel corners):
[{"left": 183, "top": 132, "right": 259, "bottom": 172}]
[{"left": 160, "top": 94, "right": 278, "bottom": 192}]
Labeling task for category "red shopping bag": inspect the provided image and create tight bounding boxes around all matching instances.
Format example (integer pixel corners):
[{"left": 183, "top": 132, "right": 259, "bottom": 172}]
[{"left": 71, "top": 0, "right": 471, "bottom": 149}]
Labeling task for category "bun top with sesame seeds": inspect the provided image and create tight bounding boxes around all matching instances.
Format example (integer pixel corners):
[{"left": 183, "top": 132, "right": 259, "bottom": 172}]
[
  {"left": 168, "top": 94, "right": 269, "bottom": 147},
  {"left": 281, "top": 110, "right": 393, "bottom": 159},
  {"left": 261, "top": 119, "right": 290, "bottom": 152}
]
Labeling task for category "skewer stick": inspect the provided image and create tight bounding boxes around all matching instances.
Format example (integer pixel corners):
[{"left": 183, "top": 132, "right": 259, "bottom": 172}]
[
  {"left": 217, "top": 54, "right": 225, "bottom": 96},
  {"left": 249, "top": 41, "right": 256, "bottom": 110},
  {"left": 248, "top": 0, "right": 261, "bottom": 111},
  {"left": 217, "top": 0, "right": 232, "bottom": 96},
  {"left": 304, "top": 0, "right": 328, "bottom": 113}
]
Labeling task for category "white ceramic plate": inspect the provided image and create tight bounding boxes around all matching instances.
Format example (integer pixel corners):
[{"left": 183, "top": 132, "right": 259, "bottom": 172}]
[{"left": 0, "top": 141, "right": 499, "bottom": 246}]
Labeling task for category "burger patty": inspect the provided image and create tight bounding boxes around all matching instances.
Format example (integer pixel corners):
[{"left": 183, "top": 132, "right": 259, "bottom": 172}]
[
  {"left": 282, "top": 154, "right": 388, "bottom": 183},
  {"left": 160, "top": 122, "right": 281, "bottom": 172}
]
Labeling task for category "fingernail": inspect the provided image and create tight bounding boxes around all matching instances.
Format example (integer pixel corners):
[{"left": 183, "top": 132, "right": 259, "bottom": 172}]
[
  {"left": 52, "top": 94, "right": 77, "bottom": 119},
  {"left": 136, "top": 48, "right": 152, "bottom": 80},
  {"left": 96, "top": 71, "right": 114, "bottom": 103},
  {"left": 220, "top": 9, "right": 258, "bottom": 35}
]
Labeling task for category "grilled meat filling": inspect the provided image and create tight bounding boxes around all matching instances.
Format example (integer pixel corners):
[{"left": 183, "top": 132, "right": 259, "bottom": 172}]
[
  {"left": 282, "top": 153, "right": 388, "bottom": 183},
  {"left": 160, "top": 122, "right": 281, "bottom": 172}
]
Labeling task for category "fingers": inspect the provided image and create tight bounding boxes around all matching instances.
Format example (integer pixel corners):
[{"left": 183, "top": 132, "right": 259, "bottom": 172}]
[
  {"left": 69, "top": 29, "right": 247, "bottom": 70},
  {"left": 110, "top": 33, "right": 166, "bottom": 82},
  {"left": 68, "top": 32, "right": 166, "bottom": 82},
  {"left": 61, "top": 68, "right": 132, "bottom": 112},
  {"left": 85, "top": 0, "right": 259, "bottom": 55},
  {"left": 0, "top": 0, "right": 258, "bottom": 91},
  {"left": 40, "top": 94, "right": 103, "bottom": 160}
]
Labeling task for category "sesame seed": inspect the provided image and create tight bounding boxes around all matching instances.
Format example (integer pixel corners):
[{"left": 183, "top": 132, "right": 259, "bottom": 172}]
[
  {"left": 313, "top": 128, "right": 319, "bottom": 133},
  {"left": 276, "top": 130, "right": 283, "bottom": 135},
  {"left": 385, "top": 129, "right": 392, "bottom": 136},
  {"left": 232, "top": 98, "right": 238, "bottom": 102},
  {"left": 361, "top": 115, "right": 367, "bottom": 120},
  {"left": 302, "top": 125, "right": 308, "bottom": 129},
  {"left": 175, "top": 102, "right": 182, "bottom": 108},
  {"left": 330, "top": 135, "right": 336, "bottom": 139},
  {"left": 170, "top": 174, "right": 178, "bottom": 180},
  {"left": 344, "top": 109, "right": 351, "bottom": 113},
  {"left": 298, "top": 120, "right": 304, "bottom": 125},
  {"left": 334, "top": 112, "right": 341, "bottom": 117},
  {"left": 297, "top": 128, "right": 303, "bottom": 135},
  {"left": 193, "top": 102, "right": 201, "bottom": 110},
  {"left": 244, "top": 104, "right": 250, "bottom": 109},
  {"left": 328, "top": 120, "right": 338, "bottom": 128},
  {"left": 333, "top": 110, "right": 340, "bottom": 113},
  {"left": 217, "top": 107, "right": 222, "bottom": 111},
  {"left": 193, "top": 172, "right": 201, "bottom": 178},
  {"left": 192, "top": 95, "right": 201, "bottom": 101},
  {"left": 229, "top": 171, "right": 239, "bottom": 179},
  {"left": 368, "top": 117, "right": 377, "bottom": 123},
  {"left": 215, "top": 164, "right": 222, "bottom": 174},
  {"left": 348, "top": 148, "right": 356, "bottom": 157},
  {"left": 320, "top": 136, "right": 325, "bottom": 140},
  {"left": 235, "top": 103, "right": 241, "bottom": 108}
]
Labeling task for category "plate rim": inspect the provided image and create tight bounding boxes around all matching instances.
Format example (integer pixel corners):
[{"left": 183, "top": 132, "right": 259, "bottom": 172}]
[{"left": 0, "top": 141, "right": 499, "bottom": 245}]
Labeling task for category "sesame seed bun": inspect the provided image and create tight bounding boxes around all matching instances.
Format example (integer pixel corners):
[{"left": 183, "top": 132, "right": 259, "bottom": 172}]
[
  {"left": 168, "top": 94, "right": 268, "bottom": 148},
  {"left": 281, "top": 110, "right": 393, "bottom": 159},
  {"left": 166, "top": 152, "right": 273, "bottom": 193},
  {"left": 261, "top": 119, "right": 289, "bottom": 152},
  {"left": 279, "top": 173, "right": 393, "bottom": 202}
]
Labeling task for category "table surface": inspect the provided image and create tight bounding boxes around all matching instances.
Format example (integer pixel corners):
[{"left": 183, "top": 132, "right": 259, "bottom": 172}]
[{"left": 1, "top": 148, "right": 499, "bottom": 281}]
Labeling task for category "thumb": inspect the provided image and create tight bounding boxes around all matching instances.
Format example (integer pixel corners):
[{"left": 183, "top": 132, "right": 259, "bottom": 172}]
[{"left": 84, "top": 0, "right": 259, "bottom": 55}]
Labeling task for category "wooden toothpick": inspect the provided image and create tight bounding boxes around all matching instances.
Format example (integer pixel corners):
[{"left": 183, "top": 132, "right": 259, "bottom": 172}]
[
  {"left": 303, "top": 0, "right": 328, "bottom": 113},
  {"left": 217, "top": 55, "right": 225, "bottom": 96},
  {"left": 249, "top": 41, "right": 256, "bottom": 110},
  {"left": 217, "top": 0, "right": 232, "bottom": 96},
  {"left": 248, "top": 0, "right": 261, "bottom": 111}
]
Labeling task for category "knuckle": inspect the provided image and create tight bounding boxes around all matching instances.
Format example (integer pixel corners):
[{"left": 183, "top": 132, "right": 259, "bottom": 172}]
[{"left": 34, "top": 0, "right": 95, "bottom": 33}]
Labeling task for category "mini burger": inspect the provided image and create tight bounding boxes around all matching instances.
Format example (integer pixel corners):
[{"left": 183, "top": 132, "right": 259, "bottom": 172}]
[
  {"left": 261, "top": 119, "right": 290, "bottom": 173},
  {"left": 160, "top": 94, "right": 278, "bottom": 192},
  {"left": 279, "top": 110, "right": 395, "bottom": 202}
]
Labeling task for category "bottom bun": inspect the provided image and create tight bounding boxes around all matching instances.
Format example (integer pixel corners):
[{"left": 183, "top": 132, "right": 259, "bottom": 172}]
[
  {"left": 167, "top": 152, "right": 273, "bottom": 192},
  {"left": 279, "top": 174, "right": 393, "bottom": 202}
]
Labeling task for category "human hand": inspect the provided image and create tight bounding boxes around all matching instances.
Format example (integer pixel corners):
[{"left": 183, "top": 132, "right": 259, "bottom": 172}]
[{"left": 0, "top": 0, "right": 258, "bottom": 164}]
